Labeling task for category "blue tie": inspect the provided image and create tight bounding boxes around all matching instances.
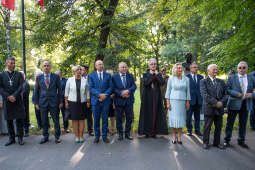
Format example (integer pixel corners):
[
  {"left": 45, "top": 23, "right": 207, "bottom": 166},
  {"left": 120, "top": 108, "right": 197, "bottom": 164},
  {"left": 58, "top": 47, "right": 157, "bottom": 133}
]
[{"left": 122, "top": 75, "right": 126, "bottom": 88}]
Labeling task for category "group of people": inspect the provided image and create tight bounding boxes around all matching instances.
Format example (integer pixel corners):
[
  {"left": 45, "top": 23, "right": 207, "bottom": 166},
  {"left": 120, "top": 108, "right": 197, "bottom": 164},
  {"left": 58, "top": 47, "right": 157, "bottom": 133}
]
[{"left": 0, "top": 57, "right": 254, "bottom": 150}]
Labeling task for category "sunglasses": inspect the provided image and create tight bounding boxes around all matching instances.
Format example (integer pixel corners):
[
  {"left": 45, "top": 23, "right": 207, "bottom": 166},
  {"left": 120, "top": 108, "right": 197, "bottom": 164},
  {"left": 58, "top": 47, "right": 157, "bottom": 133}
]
[{"left": 238, "top": 67, "right": 246, "bottom": 70}]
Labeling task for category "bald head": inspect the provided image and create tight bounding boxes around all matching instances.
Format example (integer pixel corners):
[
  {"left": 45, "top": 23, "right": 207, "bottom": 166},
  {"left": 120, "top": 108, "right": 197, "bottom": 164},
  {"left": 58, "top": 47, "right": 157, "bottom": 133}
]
[{"left": 118, "top": 62, "right": 128, "bottom": 74}]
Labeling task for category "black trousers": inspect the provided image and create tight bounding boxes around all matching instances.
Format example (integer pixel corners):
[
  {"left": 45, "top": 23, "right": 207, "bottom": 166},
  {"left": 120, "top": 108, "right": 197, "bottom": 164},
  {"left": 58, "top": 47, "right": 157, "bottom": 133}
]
[
  {"left": 203, "top": 115, "right": 223, "bottom": 145},
  {"left": 34, "top": 106, "right": 42, "bottom": 128},
  {"left": 40, "top": 106, "right": 60, "bottom": 139},
  {"left": 7, "top": 119, "right": 24, "bottom": 139},
  {"left": 23, "top": 101, "right": 30, "bottom": 133},
  {"left": 186, "top": 102, "right": 201, "bottom": 133},
  {"left": 115, "top": 104, "right": 133, "bottom": 136},
  {"left": 59, "top": 107, "right": 69, "bottom": 129},
  {"left": 225, "top": 101, "right": 248, "bottom": 144},
  {"left": 86, "top": 105, "right": 93, "bottom": 133}
]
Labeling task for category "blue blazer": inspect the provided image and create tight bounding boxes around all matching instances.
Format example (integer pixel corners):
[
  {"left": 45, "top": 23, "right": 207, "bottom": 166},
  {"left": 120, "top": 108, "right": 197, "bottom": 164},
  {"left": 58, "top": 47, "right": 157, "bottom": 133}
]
[
  {"left": 88, "top": 71, "right": 113, "bottom": 106},
  {"left": 34, "top": 73, "right": 63, "bottom": 108},
  {"left": 226, "top": 74, "right": 255, "bottom": 111},
  {"left": 112, "top": 73, "right": 137, "bottom": 106},
  {"left": 186, "top": 74, "right": 203, "bottom": 105}
]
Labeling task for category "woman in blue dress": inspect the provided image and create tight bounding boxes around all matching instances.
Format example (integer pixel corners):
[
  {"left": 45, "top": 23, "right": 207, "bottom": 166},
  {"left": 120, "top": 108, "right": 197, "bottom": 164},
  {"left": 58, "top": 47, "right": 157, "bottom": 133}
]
[{"left": 165, "top": 63, "right": 190, "bottom": 144}]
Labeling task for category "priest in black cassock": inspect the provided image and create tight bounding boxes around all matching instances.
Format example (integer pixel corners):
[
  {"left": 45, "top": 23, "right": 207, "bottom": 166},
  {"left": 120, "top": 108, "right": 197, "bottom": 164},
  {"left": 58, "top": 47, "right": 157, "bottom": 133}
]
[
  {"left": 0, "top": 57, "right": 25, "bottom": 146},
  {"left": 138, "top": 58, "right": 168, "bottom": 137}
]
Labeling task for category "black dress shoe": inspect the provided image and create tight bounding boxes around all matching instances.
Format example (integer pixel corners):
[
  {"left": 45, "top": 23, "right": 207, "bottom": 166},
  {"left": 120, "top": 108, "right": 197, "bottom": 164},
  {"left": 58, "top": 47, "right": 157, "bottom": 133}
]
[
  {"left": 223, "top": 142, "right": 230, "bottom": 147},
  {"left": 213, "top": 144, "right": 225, "bottom": 150},
  {"left": 94, "top": 138, "right": 99, "bottom": 144},
  {"left": 55, "top": 139, "right": 61, "bottom": 144},
  {"left": 177, "top": 140, "right": 183, "bottom": 145},
  {"left": 103, "top": 137, "right": 110, "bottom": 143},
  {"left": 18, "top": 137, "right": 24, "bottom": 145},
  {"left": 238, "top": 143, "right": 249, "bottom": 149},
  {"left": 5, "top": 139, "right": 15, "bottom": 146},
  {"left": 195, "top": 131, "right": 203, "bottom": 136},
  {"left": 187, "top": 132, "right": 192, "bottom": 136},
  {"left": 89, "top": 132, "right": 94, "bottom": 136},
  {"left": 125, "top": 134, "right": 133, "bottom": 140},
  {"left": 39, "top": 138, "right": 49, "bottom": 144},
  {"left": 118, "top": 135, "right": 123, "bottom": 141},
  {"left": 203, "top": 144, "right": 209, "bottom": 150}
]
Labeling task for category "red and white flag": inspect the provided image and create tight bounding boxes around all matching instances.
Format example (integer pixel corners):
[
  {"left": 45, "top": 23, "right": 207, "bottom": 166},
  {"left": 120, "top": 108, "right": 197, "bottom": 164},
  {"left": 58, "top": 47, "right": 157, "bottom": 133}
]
[
  {"left": 1, "top": 0, "right": 15, "bottom": 11},
  {"left": 37, "top": 0, "right": 44, "bottom": 10}
]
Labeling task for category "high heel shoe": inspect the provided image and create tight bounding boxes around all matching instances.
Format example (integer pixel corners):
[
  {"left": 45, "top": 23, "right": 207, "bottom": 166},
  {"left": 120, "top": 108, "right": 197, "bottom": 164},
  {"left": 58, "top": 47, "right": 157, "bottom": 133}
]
[
  {"left": 172, "top": 139, "right": 177, "bottom": 144},
  {"left": 177, "top": 139, "right": 182, "bottom": 145}
]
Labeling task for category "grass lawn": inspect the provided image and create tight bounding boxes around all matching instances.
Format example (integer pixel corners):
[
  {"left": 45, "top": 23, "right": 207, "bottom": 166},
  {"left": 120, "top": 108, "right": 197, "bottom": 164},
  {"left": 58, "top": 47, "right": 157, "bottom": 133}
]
[{"left": 28, "top": 85, "right": 251, "bottom": 135}]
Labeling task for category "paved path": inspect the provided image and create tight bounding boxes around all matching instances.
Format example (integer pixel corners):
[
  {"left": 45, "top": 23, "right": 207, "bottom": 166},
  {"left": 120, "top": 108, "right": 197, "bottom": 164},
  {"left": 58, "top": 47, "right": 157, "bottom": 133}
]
[{"left": 0, "top": 132, "right": 255, "bottom": 170}]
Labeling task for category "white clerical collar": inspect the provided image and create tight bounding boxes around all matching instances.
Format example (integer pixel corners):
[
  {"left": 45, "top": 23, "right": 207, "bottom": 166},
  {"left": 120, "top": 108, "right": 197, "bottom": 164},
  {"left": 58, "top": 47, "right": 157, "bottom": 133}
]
[{"left": 7, "top": 69, "right": 14, "bottom": 73}]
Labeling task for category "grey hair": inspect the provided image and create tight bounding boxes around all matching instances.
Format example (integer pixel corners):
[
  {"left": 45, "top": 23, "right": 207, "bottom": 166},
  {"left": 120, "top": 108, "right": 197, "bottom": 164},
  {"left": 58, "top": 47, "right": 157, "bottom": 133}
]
[
  {"left": 118, "top": 62, "right": 127, "bottom": 68},
  {"left": 237, "top": 61, "right": 248, "bottom": 68},
  {"left": 207, "top": 64, "right": 218, "bottom": 70},
  {"left": 172, "top": 63, "right": 184, "bottom": 76},
  {"left": 42, "top": 60, "right": 51, "bottom": 66},
  {"left": 72, "top": 65, "right": 81, "bottom": 73},
  {"left": 148, "top": 58, "right": 157, "bottom": 66}
]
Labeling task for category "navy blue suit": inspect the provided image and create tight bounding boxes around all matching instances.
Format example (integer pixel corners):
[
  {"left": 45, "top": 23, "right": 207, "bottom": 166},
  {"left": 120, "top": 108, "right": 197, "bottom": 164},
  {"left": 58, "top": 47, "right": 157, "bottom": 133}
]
[
  {"left": 186, "top": 74, "right": 203, "bottom": 133},
  {"left": 59, "top": 78, "right": 68, "bottom": 130},
  {"left": 112, "top": 73, "right": 136, "bottom": 136},
  {"left": 225, "top": 74, "right": 255, "bottom": 144},
  {"left": 34, "top": 73, "right": 62, "bottom": 140},
  {"left": 250, "top": 71, "right": 255, "bottom": 130},
  {"left": 22, "top": 81, "right": 30, "bottom": 133},
  {"left": 89, "top": 71, "right": 113, "bottom": 139}
]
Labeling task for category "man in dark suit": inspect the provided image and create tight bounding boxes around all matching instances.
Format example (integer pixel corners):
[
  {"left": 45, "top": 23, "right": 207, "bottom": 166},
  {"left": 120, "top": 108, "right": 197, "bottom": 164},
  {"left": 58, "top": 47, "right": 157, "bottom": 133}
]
[
  {"left": 34, "top": 60, "right": 63, "bottom": 144},
  {"left": 89, "top": 60, "right": 113, "bottom": 143},
  {"left": 224, "top": 61, "right": 255, "bottom": 148},
  {"left": 112, "top": 62, "right": 136, "bottom": 140},
  {"left": 81, "top": 65, "right": 94, "bottom": 136},
  {"left": 249, "top": 71, "right": 255, "bottom": 131},
  {"left": 55, "top": 70, "right": 69, "bottom": 133},
  {"left": 200, "top": 64, "right": 227, "bottom": 150},
  {"left": 20, "top": 71, "right": 30, "bottom": 137},
  {"left": 186, "top": 63, "right": 203, "bottom": 136}
]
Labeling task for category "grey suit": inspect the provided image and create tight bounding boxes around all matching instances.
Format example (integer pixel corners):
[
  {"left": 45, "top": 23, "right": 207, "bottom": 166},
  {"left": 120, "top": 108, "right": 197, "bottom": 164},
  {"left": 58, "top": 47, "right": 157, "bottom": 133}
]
[
  {"left": 200, "top": 77, "right": 227, "bottom": 145},
  {"left": 225, "top": 74, "right": 255, "bottom": 144}
]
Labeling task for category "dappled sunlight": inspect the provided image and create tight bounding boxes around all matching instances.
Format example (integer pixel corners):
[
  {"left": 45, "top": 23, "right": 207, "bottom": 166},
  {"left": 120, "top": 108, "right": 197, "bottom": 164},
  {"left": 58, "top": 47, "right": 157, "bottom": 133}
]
[{"left": 69, "top": 143, "right": 86, "bottom": 168}]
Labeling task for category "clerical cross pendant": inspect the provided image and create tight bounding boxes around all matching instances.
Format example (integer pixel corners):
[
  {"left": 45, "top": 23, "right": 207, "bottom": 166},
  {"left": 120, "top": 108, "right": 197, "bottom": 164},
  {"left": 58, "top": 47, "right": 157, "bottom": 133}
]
[{"left": 9, "top": 80, "right": 13, "bottom": 86}]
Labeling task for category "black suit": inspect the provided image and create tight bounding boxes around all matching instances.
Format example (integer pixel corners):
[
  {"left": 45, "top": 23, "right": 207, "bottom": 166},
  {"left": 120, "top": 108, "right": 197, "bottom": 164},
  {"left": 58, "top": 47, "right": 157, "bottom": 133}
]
[{"left": 200, "top": 77, "right": 227, "bottom": 145}]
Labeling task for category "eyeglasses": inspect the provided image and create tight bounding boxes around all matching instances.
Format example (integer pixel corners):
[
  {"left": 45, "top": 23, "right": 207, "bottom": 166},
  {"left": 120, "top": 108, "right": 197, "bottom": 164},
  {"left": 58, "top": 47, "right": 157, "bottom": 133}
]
[{"left": 238, "top": 67, "right": 246, "bottom": 70}]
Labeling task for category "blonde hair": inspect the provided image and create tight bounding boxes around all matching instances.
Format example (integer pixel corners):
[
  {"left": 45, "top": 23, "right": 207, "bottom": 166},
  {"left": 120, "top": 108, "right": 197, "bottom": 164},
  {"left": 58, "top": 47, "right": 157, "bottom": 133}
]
[
  {"left": 72, "top": 65, "right": 81, "bottom": 73},
  {"left": 172, "top": 63, "right": 184, "bottom": 76}
]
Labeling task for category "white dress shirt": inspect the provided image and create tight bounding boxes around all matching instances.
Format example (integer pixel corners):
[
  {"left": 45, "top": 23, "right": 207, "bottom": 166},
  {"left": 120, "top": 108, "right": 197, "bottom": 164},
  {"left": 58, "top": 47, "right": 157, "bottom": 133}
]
[
  {"left": 97, "top": 71, "right": 103, "bottom": 80},
  {"left": 191, "top": 73, "right": 197, "bottom": 82},
  {"left": 238, "top": 74, "right": 248, "bottom": 97}
]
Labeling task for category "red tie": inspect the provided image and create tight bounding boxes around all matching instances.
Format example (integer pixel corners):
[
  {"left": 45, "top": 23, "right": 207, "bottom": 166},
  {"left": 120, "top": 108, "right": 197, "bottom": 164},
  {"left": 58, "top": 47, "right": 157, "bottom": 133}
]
[{"left": 46, "top": 74, "right": 49, "bottom": 88}]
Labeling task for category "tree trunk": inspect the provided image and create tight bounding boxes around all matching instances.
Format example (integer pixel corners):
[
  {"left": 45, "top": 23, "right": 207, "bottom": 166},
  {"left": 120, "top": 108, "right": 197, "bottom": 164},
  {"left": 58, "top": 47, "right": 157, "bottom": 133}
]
[{"left": 95, "top": 0, "right": 119, "bottom": 62}]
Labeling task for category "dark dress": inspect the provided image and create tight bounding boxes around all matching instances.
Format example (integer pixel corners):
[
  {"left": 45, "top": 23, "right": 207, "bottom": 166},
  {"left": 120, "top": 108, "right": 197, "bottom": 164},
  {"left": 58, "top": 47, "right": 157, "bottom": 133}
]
[
  {"left": 138, "top": 71, "right": 168, "bottom": 135},
  {"left": 108, "top": 99, "right": 115, "bottom": 117},
  {"left": 0, "top": 71, "right": 25, "bottom": 120},
  {"left": 68, "top": 79, "right": 87, "bottom": 120}
]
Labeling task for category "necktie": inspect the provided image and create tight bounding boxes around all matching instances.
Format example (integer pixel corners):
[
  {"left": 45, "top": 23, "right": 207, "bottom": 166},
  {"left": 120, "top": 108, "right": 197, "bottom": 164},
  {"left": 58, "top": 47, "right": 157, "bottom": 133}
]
[
  {"left": 240, "top": 76, "right": 245, "bottom": 94},
  {"left": 99, "top": 72, "right": 102, "bottom": 84},
  {"left": 122, "top": 74, "right": 127, "bottom": 88},
  {"left": 212, "top": 78, "right": 216, "bottom": 85},
  {"left": 46, "top": 74, "right": 49, "bottom": 88},
  {"left": 193, "top": 75, "right": 197, "bottom": 83}
]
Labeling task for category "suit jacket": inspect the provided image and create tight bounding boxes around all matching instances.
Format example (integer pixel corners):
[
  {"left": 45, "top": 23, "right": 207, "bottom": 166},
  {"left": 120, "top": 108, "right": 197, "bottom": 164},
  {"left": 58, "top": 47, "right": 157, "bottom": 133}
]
[
  {"left": 112, "top": 73, "right": 137, "bottom": 106},
  {"left": 88, "top": 71, "right": 113, "bottom": 106},
  {"left": 186, "top": 74, "right": 203, "bottom": 105},
  {"left": 200, "top": 77, "right": 227, "bottom": 116},
  {"left": 34, "top": 73, "right": 62, "bottom": 108},
  {"left": 226, "top": 74, "right": 255, "bottom": 111}
]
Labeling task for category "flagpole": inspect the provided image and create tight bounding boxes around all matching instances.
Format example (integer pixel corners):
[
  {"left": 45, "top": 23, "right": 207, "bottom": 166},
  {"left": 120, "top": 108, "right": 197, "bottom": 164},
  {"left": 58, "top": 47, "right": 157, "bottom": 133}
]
[{"left": 21, "top": 0, "right": 26, "bottom": 75}]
